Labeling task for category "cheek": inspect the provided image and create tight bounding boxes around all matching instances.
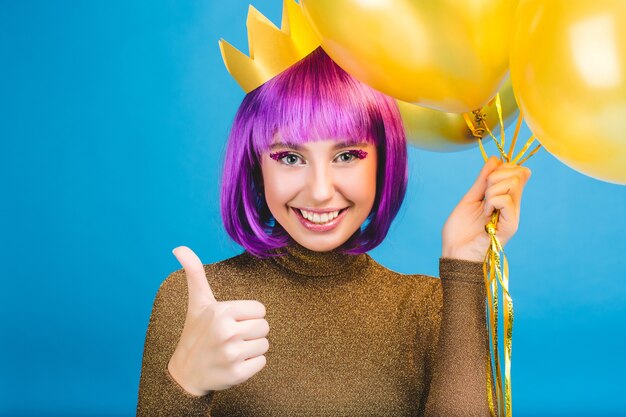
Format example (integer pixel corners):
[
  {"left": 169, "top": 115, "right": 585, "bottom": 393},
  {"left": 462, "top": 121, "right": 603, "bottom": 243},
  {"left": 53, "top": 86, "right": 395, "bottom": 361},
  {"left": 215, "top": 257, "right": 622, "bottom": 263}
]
[
  {"left": 365, "top": 161, "right": 377, "bottom": 202},
  {"left": 261, "top": 163, "right": 299, "bottom": 211},
  {"left": 339, "top": 158, "right": 377, "bottom": 205},
  {"left": 359, "top": 155, "right": 378, "bottom": 201}
]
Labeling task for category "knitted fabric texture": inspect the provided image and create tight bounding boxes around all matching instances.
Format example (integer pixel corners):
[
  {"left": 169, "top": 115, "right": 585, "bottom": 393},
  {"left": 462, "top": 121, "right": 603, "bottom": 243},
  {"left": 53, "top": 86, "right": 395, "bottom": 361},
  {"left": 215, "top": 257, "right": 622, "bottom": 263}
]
[{"left": 137, "top": 242, "right": 493, "bottom": 416}]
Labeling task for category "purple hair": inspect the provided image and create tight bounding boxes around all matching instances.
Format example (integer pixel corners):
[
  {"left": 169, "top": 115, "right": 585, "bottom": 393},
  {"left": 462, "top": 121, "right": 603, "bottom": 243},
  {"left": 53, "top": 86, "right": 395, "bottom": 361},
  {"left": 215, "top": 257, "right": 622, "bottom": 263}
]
[{"left": 220, "top": 47, "right": 408, "bottom": 258}]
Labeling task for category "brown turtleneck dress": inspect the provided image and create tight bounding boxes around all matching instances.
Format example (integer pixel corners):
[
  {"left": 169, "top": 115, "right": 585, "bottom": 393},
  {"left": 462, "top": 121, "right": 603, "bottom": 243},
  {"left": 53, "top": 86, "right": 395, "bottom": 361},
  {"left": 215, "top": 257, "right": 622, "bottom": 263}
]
[{"left": 136, "top": 242, "right": 494, "bottom": 416}]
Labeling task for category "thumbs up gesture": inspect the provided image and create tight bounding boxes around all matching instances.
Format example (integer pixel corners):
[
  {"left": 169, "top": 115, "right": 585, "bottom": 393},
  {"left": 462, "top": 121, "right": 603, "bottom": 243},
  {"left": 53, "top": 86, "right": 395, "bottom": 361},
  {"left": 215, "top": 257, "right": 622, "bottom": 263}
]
[{"left": 167, "top": 246, "right": 270, "bottom": 396}]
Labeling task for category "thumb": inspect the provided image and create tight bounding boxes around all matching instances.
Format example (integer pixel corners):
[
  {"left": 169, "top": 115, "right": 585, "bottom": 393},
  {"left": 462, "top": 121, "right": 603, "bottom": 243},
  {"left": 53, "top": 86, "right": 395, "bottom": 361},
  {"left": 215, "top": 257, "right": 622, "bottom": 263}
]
[
  {"left": 460, "top": 156, "right": 502, "bottom": 204},
  {"left": 172, "top": 246, "right": 217, "bottom": 309}
]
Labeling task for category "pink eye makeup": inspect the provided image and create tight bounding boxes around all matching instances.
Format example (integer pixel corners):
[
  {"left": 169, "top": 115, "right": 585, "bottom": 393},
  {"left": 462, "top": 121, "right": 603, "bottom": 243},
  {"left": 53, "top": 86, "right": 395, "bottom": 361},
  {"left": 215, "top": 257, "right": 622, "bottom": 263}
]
[
  {"left": 269, "top": 150, "right": 292, "bottom": 161},
  {"left": 345, "top": 149, "right": 368, "bottom": 159}
]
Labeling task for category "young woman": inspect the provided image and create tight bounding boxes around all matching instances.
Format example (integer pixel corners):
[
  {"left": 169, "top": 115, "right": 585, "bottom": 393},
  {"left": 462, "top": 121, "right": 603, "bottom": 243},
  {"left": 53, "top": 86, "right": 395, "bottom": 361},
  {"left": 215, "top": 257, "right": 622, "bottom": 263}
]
[{"left": 137, "top": 47, "right": 530, "bottom": 416}]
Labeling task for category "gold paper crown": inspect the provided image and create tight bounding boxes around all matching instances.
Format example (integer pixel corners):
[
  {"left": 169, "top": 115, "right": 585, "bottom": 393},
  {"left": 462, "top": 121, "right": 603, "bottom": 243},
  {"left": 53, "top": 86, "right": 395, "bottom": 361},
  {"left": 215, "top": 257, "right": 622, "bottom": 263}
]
[{"left": 218, "top": 0, "right": 321, "bottom": 93}]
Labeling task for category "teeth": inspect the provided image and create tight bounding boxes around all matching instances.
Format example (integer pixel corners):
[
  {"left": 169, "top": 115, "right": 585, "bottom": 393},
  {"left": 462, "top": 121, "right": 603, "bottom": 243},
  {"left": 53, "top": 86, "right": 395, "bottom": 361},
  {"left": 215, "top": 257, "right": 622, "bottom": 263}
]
[{"left": 299, "top": 209, "right": 341, "bottom": 224}]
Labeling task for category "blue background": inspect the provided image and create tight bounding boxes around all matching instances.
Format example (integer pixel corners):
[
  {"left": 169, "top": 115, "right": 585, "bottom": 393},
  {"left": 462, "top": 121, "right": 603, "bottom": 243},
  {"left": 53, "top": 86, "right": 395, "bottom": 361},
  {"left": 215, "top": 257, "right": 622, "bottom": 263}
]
[{"left": 1, "top": 1, "right": 625, "bottom": 416}]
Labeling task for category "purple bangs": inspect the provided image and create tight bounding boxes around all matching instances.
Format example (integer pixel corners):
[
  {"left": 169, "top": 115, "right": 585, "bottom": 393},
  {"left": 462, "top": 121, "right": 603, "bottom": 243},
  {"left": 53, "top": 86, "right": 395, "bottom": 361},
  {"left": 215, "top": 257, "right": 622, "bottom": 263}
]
[{"left": 220, "top": 47, "right": 408, "bottom": 258}]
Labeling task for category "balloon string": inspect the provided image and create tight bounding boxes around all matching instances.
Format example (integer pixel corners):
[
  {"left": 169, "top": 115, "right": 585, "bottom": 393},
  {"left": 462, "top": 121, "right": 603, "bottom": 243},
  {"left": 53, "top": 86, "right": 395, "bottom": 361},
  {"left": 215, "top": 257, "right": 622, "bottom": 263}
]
[
  {"left": 478, "top": 111, "right": 507, "bottom": 160},
  {"left": 464, "top": 94, "right": 542, "bottom": 417},
  {"left": 517, "top": 144, "right": 543, "bottom": 166},
  {"left": 495, "top": 94, "right": 506, "bottom": 150},
  {"left": 511, "top": 135, "right": 536, "bottom": 163},
  {"left": 508, "top": 111, "right": 524, "bottom": 161}
]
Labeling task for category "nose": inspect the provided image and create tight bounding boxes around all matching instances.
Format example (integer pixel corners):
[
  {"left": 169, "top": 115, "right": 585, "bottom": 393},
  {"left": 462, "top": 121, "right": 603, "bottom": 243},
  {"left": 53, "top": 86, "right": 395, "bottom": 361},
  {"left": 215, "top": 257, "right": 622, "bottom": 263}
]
[{"left": 308, "top": 163, "right": 335, "bottom": 202}]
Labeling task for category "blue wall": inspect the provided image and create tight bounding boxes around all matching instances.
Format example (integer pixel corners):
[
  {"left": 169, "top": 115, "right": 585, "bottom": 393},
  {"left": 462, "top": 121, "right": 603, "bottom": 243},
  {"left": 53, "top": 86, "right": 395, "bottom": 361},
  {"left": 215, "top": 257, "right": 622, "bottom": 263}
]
[{"left": 1, "top": 1, "right": 625, "bottom": 415}]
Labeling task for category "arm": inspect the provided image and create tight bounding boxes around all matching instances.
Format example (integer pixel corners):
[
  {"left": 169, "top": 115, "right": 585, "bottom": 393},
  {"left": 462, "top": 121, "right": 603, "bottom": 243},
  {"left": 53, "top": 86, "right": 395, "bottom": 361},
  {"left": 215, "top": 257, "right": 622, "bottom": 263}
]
[
  {"left": 136, "top": 271, "right": 215, "bottom": 416},
  {"left": 423, "top": 257, "right": 496, "bottom": 417},
  {"left": 425, "top": 153, "right": 529, "bottom": 415}
]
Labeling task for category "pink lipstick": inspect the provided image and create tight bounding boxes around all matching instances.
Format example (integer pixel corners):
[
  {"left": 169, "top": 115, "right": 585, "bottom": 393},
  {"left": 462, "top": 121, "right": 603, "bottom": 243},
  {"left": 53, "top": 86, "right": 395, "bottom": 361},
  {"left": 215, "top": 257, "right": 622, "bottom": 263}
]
[{"left": 291, "top": 207, "right": 349, "bottom": 232}]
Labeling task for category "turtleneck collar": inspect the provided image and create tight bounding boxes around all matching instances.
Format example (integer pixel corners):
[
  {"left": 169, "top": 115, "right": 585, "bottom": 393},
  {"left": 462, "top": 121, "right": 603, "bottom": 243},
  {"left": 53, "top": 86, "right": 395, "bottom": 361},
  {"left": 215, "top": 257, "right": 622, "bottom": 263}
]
[{"left": 266, "top": 241, "right": 370, "bottom": 278}]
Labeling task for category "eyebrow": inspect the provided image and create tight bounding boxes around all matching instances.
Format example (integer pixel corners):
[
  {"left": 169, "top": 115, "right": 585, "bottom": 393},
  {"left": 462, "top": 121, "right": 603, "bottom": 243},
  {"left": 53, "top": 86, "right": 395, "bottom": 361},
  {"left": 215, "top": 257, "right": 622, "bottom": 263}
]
[{"left": 269, "top": 141, "right": 369, "bottom": 151}]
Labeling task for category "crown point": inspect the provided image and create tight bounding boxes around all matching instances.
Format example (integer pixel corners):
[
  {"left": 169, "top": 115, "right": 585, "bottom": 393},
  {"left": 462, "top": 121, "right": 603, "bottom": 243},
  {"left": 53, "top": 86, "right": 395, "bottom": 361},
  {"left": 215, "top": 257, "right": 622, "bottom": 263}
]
[
  {"left": 247, "top": 5, "right": 279, "bottom": 31},
  {"left": 219, "top": 0, "right": 321, "bottom": 93}
]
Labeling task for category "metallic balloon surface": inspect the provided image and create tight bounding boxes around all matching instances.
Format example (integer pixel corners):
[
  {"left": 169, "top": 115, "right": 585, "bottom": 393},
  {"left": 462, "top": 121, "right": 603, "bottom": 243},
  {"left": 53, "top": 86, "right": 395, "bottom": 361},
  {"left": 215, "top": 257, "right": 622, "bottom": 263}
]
[
  {"left": 510, "top": 0, "right": 626, "bottom": 184},
  {"left": 400, "top": 76, "right": 519, "bottom": 152},
  {"left": 300, "top": 0, "right": 519, "bottom": 113}
]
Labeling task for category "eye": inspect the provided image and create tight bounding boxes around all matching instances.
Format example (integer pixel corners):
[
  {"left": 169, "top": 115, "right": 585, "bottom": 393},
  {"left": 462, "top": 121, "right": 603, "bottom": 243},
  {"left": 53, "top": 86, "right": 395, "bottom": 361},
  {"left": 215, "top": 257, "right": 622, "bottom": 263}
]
[
  {"left": 335, "top": 149, "right": 368, "bottom": 163},
  {"left": 269, "top": 151, "right": 303, "bottom": 166}
]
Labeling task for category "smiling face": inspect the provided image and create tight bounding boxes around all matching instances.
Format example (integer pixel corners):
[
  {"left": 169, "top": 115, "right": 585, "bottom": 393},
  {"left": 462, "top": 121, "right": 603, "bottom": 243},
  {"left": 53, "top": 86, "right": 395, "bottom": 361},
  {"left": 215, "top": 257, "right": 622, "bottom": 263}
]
[{"left": 260, "top": 136, "right": 378, "bottom": 252}]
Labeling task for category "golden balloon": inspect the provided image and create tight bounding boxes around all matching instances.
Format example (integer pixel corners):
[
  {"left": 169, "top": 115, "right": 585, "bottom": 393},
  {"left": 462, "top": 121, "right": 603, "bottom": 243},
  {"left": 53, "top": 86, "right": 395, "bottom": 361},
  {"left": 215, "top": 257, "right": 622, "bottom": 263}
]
[
  {"left": 399, "top": 76, "right": 519, "bottom": 152},
  {"left": 300, "top": 0, "right": 519, "bottom": 113},
  {"left": 510, "top": 0, "right": 626, "bottom": 184}
]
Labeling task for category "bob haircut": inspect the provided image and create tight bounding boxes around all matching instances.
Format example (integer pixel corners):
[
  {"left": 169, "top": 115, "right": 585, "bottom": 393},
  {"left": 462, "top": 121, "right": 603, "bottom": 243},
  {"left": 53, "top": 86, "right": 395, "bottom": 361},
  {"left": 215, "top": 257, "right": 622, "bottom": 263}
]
[{"left": 220, "top": 47, "right": 408, "bottom": 259}]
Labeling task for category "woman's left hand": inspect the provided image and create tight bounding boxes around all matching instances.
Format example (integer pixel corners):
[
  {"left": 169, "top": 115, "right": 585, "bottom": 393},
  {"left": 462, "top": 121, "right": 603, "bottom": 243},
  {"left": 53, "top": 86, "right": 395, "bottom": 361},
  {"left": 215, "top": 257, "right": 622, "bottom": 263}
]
[{"left": 441, "top": 156, "right": 532, "bottom": 262}]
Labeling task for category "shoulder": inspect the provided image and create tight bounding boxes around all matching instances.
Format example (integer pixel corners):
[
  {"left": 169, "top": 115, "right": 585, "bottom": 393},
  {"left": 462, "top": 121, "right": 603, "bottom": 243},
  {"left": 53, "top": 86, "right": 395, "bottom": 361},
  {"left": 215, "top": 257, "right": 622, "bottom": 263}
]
[
  {"left": 155, "top": 251, "right": 260, "bottom": 300},
  {"left": 360, "top": 256, "right": 444, "bottom": 324},
  {"left": 366, "top": 255, "right": 440, "bottom": 284},
  {"left": 365, "top": 255, "right": 443, "bottom": 301}
]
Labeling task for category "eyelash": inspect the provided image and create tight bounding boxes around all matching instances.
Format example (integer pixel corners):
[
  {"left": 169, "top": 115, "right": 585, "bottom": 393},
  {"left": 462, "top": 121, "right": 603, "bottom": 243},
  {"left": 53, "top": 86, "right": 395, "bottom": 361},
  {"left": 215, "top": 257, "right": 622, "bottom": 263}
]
[{"left": 269, "top": 149, "right": 368, "bottom": 166}]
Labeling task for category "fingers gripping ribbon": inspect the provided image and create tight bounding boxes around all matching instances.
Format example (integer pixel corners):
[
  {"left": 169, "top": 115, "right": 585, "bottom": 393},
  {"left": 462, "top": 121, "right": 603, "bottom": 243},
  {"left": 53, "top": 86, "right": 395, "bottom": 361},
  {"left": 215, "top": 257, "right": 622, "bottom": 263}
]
[{"left": 464, "top": 94, "right": 541, "bottom": 417}]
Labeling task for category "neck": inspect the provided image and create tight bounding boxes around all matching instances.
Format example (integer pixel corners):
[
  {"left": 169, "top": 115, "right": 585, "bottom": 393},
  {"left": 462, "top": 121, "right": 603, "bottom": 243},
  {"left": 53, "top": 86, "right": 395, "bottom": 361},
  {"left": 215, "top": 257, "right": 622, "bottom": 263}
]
[{"left": 267, "top": 240, "right": 369, "bottom": 278}]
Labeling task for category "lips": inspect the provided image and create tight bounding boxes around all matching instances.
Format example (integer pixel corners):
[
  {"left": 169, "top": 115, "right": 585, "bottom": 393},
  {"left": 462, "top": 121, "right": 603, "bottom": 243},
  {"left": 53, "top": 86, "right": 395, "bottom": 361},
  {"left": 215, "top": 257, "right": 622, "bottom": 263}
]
[
  {"left": 295, "top": 207, "right": 348, "bottom": 215},
  {"left": 291, "top": 206, "right": 349, "bottom": 232}
]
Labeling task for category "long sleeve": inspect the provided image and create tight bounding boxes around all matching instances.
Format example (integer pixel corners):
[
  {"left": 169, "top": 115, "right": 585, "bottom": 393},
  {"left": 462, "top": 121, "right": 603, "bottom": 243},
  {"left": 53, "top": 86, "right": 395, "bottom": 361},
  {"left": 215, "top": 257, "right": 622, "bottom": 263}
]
[
  {"left": 424, "top": 257, "right": 496, "bottom": 417},
  {"left": 136, "top": 271, "right": 215, "bottom": 416}
]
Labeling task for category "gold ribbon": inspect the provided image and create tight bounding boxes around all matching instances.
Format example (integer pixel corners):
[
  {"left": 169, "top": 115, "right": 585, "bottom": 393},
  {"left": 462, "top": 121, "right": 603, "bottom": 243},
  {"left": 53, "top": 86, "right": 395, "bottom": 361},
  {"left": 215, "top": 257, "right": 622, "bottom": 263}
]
[{"left": 463, "top": 95, "right": 542, "bottom": 417}]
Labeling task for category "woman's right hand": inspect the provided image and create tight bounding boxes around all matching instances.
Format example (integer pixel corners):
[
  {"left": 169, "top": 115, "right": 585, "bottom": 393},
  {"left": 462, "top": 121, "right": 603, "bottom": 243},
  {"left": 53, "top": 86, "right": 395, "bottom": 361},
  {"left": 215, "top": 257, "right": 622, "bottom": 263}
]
[{"left": 167, "top": 246, "right": 270, "bottom": 396}]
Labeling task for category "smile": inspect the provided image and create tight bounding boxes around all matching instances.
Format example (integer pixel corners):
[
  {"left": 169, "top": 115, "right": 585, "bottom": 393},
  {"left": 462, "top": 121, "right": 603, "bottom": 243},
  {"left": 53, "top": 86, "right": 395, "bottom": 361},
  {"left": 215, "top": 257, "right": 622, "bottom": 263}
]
[{"left": 291, "top": 207, "right": 349, "bottom": 232}]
